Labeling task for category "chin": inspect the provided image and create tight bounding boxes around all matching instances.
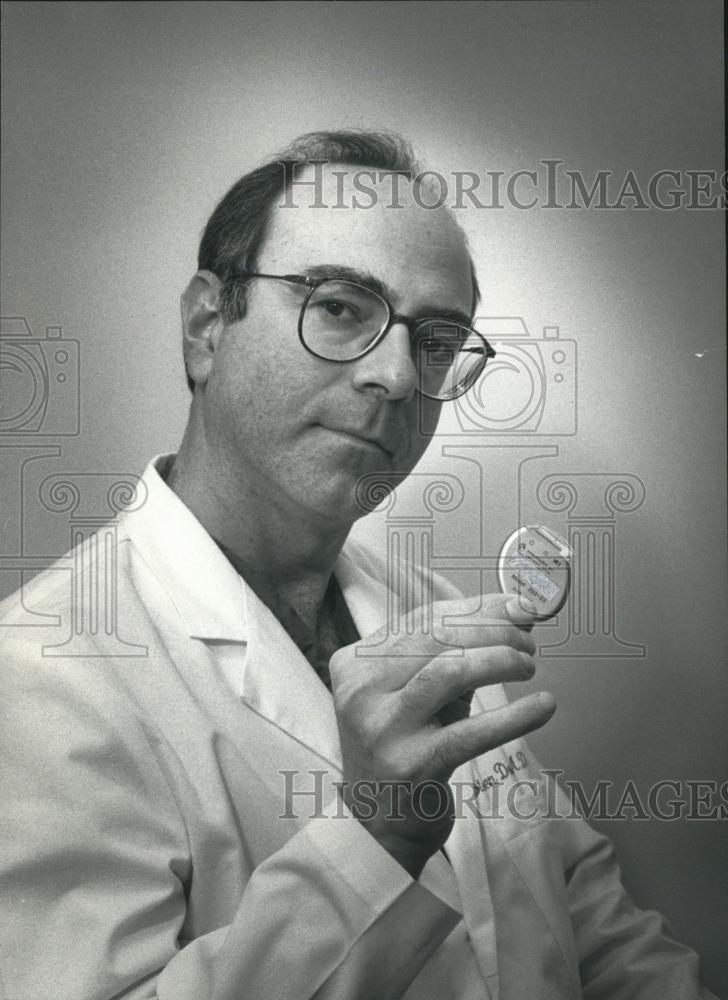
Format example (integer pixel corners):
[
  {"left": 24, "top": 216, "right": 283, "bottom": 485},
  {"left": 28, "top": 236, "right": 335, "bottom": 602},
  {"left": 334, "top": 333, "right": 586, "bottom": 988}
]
[
  {"left": 296, "top": 480, "right": 382, "bottom": 529},
  {"left": 320, "top": 489, "right": 369, "bottom": 525},
  {"left": 284, "top": 454, "right": 402, "bottom": 526}
]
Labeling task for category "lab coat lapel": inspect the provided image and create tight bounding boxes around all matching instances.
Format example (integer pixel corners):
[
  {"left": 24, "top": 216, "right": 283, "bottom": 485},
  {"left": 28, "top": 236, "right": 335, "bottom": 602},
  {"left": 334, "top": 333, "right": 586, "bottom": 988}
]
[
  {"left": 239, "top": 578, "right": 343, "bottom": 773},
  {"left": 238, "top": 546, "right": 393, "bottom": 772},
  {"left": 333, "top": 544, "right": 392, "bottom": 638}
]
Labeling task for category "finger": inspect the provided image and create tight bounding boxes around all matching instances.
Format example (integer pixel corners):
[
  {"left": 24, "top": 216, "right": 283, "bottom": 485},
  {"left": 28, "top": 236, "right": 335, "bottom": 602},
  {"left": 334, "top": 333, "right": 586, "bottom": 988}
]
[
  {"left": 505, "top": 597, "right": 537, "bottom": 635},
  {"left": 446, "top": 592, "right": 538, "bottom": 623},
  {"left": 428, "top": 692, "right": 556, "bottom": 777},
  {"left": 504, "top": 595, "right": 540, "bottom": 626},
  {"left": 432, "top": 594, "right": 539, "bottom": 651},
  {"left": 434, "top": 619, "right": 537, "bottom": 657},
  {"left": 345, "top": 625, "right": 534, "bottom": 698},
  {"left": 343, "top": 595, "right": 537, "bottom": 689},
  {"left": 401, "top": 646, "right": 536, "bottom": 721}
]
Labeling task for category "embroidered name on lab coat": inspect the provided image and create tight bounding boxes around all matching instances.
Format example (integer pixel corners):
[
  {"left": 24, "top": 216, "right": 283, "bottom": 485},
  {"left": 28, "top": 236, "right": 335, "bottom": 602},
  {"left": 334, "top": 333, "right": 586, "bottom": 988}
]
[{"left": 473, "top": 751, "right": 529, "bottom": 794}]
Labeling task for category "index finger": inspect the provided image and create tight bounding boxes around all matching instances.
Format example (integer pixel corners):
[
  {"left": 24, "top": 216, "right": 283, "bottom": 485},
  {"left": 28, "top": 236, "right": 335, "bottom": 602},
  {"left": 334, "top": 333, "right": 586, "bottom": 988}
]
[
  {"left": 431, "top": 593, "right": 538, "bottom": 653},
  {"left": 347, "top": 593, "right": 537, "bottom": 686}
]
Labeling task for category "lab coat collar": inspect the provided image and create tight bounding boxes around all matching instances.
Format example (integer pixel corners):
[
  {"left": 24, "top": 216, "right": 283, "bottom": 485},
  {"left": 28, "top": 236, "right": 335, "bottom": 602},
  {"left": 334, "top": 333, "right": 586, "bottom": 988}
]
[
  {"left": 119, "top": 454, "right": 248, "bottom": 641},
  {"left": 119, "top": 455, "right": 393, "bottom": 771}
]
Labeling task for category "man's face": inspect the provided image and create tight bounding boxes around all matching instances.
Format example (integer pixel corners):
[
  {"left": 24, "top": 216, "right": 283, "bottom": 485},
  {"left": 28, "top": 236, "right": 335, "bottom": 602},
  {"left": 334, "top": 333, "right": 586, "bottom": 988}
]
[{"left": 202, "top": 164, "right": 475, "bottom": 526}]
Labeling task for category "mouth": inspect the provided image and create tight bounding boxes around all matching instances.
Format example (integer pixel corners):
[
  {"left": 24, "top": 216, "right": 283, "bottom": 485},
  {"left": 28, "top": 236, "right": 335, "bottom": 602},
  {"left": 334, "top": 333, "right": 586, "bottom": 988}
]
[{"left": 320, "top": 426, "right": 393, "bottom": 457}]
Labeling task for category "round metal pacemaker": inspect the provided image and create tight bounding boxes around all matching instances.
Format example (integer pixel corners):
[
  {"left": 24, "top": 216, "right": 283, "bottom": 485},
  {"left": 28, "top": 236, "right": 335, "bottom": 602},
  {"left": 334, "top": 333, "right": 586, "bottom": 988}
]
[{"left": 498, "top": 525, "right": 571, "bottom": 621}]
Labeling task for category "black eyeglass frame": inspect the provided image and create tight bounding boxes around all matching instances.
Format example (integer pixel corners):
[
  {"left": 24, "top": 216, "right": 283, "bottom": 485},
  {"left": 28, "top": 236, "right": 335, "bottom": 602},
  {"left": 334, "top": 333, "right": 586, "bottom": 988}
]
[{"left": 223, "top": 270, "right": 496, "bottom": 400}]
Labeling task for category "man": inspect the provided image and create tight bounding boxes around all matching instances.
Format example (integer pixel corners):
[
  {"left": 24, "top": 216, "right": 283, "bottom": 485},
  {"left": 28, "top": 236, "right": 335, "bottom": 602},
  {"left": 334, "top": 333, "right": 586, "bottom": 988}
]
[{"left": 1, "top": 131, "right": 714, "bottom": 999}]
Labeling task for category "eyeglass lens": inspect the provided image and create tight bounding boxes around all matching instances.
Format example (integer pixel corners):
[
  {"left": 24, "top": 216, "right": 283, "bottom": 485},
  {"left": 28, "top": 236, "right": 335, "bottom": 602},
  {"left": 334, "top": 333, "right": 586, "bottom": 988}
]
[{"left": 301, "top": 279, "right": 487, "bottom": 399}]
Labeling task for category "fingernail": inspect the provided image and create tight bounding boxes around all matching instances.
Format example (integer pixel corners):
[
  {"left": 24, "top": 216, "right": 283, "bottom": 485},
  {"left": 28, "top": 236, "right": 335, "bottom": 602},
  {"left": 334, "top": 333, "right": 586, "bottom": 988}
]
[{"left": 507, "top": 596, "right": 538, "bottom": 617}]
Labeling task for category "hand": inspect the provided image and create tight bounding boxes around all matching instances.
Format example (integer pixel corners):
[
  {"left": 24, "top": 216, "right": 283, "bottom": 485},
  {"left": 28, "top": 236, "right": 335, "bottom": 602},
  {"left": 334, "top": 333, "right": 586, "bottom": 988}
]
[{"left": 329, "top": 593, "right": 555, "bottom": 878}]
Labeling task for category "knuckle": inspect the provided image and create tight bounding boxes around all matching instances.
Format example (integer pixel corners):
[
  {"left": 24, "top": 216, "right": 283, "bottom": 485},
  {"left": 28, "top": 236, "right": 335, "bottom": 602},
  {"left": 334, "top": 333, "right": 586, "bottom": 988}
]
[
  {"left": 508, "top": 643, "right": 527, "bottom": 664},
  {"left": 439, "top": 654, "right": 469, "bottom": 688},
  {"left": 410, "top": 664, "right": 439, "bottom": 700},
  {"left": 509, "top": 625, "right": 536, "bottom": 654},
  {"left": 435, "top": 596, "right": 458, "bottom": 617},
  {"left": 520, "top": 651, "right": 536, "bottom": 675},
  {"left": 431, "top": 614, "right": 451, "bottom": 647},
  {"left": 485, "top": 644, "right": 512, "bottom": 671},
  {"left": 498, "top": 646, "right": 519, "bottom": 674},
  {"left": 332, "top": 692, "right": 357, "bottom": 728},
  {"left": 510, "top": 650, "right": 535, "bottom": 678},
  {"left": 328, "top": 646, "right": 352, "bottom": 679},
  {"left": 435, "top": 728, "right": 472, "bottom": 774},
  {"left": 378, "top": 745, "right": 414, "bottom": 782},
  {"left": 342, "top": 696, "right": 403, "bottom": 753},
  {"left": 429, "top": 739, "right": 454, "bottom": 776},
  {"left": 333, "top": 681, "right": 370, "bottom": 725}
]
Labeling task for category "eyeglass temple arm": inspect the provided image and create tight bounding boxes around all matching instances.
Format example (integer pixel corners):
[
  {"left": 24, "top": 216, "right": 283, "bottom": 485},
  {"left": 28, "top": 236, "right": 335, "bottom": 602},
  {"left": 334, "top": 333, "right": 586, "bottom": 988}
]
[{"left": 226, "top": 271, "right": 319, "bottom": 288}]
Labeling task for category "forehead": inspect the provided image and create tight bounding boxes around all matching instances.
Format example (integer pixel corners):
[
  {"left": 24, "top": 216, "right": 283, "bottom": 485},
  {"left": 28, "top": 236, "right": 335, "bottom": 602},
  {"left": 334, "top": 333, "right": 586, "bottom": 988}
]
[{"left": 258, "top": 163, "right": 474, "bottom": 312}]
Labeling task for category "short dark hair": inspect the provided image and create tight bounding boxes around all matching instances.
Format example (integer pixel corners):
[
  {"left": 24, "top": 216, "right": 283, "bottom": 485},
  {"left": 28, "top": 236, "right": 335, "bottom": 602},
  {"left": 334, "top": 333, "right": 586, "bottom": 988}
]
[{"left": 187, "top": 129, "right": 480, "bottom": 392}]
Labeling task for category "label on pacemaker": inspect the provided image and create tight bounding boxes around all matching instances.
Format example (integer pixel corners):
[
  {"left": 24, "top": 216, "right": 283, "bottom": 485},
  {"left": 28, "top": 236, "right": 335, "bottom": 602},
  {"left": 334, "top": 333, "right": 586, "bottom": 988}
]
[{"left": 498, "top": 525, "right": 571, "bottom": 620}]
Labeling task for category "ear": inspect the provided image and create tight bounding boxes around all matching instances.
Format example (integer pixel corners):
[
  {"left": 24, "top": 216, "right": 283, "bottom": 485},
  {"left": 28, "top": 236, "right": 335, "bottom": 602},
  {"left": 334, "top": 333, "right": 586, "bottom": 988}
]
[{"left": 180, "top": 270, "right": 225, "bottom": 388}]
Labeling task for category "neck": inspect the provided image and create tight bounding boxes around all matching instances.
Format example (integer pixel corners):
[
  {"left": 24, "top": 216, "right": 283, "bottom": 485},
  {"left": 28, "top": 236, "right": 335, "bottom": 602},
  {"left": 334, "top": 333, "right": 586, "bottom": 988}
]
[{"left": 166, "top": 412, "right": 352, "bottom": 611}]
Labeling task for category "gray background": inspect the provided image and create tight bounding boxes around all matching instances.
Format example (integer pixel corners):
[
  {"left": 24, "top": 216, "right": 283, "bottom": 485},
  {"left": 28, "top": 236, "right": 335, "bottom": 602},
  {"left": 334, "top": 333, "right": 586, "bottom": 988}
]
[{"left": 2, "top": 1, "right": 726, "bottom": 993}]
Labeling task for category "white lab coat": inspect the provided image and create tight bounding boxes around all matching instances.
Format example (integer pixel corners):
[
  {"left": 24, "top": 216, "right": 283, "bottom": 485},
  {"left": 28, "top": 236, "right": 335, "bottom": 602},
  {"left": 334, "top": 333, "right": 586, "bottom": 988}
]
[{"left": 0, "top": 457, "right": 715, "bottom": 1000}]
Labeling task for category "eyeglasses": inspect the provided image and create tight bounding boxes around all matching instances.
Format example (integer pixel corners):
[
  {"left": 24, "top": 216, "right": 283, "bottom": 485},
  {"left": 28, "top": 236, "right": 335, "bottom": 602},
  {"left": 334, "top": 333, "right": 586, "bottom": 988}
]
[{"left": 223, "top": 271, "right": 496, "bottom": 401}]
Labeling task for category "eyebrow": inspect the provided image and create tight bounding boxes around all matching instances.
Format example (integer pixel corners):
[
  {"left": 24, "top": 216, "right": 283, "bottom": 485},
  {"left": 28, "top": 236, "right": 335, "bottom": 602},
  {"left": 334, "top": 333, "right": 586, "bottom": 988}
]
[{"left": 299, "top": 264, "right": 474, "bottom": 327}]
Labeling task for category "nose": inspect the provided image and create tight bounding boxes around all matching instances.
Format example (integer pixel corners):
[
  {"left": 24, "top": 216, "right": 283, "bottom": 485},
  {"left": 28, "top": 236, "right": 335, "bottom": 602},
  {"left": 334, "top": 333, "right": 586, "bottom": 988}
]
[{"left": 350, "top": 321, "right": 418, "bottom": 402}]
